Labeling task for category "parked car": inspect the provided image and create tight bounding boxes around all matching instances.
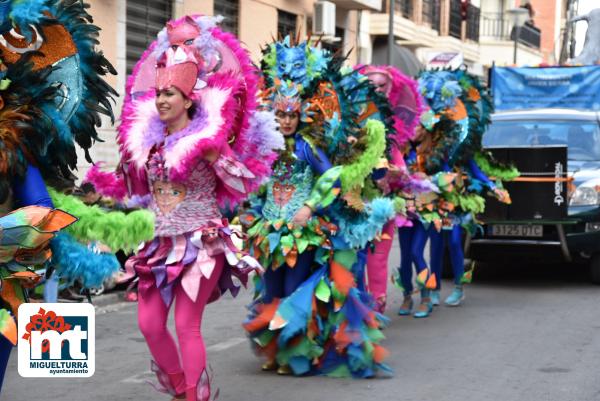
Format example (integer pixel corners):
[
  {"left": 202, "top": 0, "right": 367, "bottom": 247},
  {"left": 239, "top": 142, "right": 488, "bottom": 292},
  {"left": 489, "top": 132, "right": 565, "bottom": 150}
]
[{"left": 466, "top": 108, "right": 600, "bottom": 283}]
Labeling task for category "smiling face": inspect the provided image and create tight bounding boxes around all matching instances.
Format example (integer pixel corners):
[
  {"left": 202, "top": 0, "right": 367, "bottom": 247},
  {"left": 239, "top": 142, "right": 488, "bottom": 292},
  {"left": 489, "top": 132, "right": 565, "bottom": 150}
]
[
  {"left": 155, "top": 86, "right": 192, "bottom": 124},
  {"left": 152, "top": 181, "right": 187, "bottom": 214},
  {"left": 275, "top": 110, "right": 299, "bottom": 136}
]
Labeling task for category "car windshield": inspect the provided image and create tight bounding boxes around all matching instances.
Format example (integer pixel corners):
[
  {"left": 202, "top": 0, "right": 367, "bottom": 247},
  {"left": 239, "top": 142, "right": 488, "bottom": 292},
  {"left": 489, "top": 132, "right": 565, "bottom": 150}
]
[{"left": 483, "top": 119, "right": 600, "bottom": 161}]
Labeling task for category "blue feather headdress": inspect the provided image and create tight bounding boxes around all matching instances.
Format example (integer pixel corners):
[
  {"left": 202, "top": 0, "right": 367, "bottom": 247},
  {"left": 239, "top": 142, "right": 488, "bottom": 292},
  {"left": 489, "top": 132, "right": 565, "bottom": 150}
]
[{"left": 0, "top": 0, "right": 117, "bottom": 191}]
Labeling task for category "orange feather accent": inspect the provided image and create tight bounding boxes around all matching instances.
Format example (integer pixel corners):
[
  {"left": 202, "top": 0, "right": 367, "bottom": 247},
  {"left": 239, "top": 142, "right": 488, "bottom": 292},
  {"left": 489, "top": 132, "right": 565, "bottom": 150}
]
[
  {"left": 333, "top": 321, "right": 351, "bottom": 351},
  {"left": 330, "top": 261, "right": 355, "bottom": 296},
  {"left": 242, "top": 299, "right": 280, "bottom": 332},
  {"left": 372, "top": 344, "right": 389, "bottom": 364},
  {"left": 425, "top": 273, "right": 437, "bottom": 289}
]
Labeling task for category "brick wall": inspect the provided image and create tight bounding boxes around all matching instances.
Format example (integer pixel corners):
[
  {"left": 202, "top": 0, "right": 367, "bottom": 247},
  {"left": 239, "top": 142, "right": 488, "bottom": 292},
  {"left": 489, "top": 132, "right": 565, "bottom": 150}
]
[{"left": 527, "top": 0, "right": 562, "bottom": 62}]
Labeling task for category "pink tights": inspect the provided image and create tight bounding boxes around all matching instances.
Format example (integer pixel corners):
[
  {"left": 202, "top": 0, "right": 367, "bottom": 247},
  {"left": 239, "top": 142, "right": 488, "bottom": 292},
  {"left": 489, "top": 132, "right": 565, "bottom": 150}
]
[
  {"left": 366, "top": 221, "right": 395, "bottom": 301},
  {"left": 138, "top": 255, "right": 224, "bottom": 392}
]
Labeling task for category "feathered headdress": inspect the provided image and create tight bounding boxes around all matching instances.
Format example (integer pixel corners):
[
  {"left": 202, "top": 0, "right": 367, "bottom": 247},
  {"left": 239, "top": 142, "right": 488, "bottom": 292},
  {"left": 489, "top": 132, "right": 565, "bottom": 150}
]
[
  {"left": 0, "top": 0, "right": 117, "bottom": 193},
  {"left": 261, "top": 35, "right": 330, "bottom": 89},
  {"left": 360, "top": 65, "right": 423, "bottom": 148},
  {"left": 262, "top": 79, "right": 303, "bottom": 114},
  {"left": 115, "top": 14, "right": 282, "bottom": 208},
  {"left": 155, "top": 46, "right": 201, "bottom": 97},
  {"left": 417, "top": 70, "right": 469, "bottom": 171}
]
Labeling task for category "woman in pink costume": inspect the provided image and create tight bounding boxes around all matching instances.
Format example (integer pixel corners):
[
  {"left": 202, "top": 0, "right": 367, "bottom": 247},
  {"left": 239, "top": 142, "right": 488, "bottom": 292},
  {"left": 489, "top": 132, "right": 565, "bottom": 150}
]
[
  {"left": 361, "top": 65, "right": 424, "bottom": 313},
  {"left": 89, "top": 16, "right": 281, "bottom": 401}
]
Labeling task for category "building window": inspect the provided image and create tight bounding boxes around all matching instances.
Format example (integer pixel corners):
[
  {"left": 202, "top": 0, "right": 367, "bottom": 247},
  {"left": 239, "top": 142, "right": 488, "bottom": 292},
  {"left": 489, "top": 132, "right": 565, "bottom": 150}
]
[
  {"left": 449, "top": 0, "right": 462, "bottom": 39},
  {"left": 421, "top": 0, "right": 440, "bottom": 32},
  {"left": 396, "top": 0, "right": 413, "bottom": 20},
  {"left": 322, "top": 27, "right": 345, "bottom": 54},
  {"left": 126, "top": 0, "right": 172, "bottom": 75},
  {"left": 278, "top": 9, "right": 298, "bottom": 38},
  {"left": 466, "top": 3, "right": 480, "bottom": 42},
  {"left": 214, "top": 0, "right": 239, "bottom": 35}
]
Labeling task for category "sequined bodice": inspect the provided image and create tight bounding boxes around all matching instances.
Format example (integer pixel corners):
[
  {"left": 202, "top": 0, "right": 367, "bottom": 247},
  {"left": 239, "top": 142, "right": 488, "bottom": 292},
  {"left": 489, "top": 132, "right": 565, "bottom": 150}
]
[
  {"left": 148, "top": 149, "right": 221, "bottom": 236},
  {"left": 262, "top": 156, "right": 314, "bottom": 221}
]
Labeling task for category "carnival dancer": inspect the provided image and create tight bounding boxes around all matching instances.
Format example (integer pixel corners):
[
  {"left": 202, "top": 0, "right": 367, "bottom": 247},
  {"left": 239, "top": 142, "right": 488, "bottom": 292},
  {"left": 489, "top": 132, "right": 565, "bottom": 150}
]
[
  {"left": 358, "top": 65, "right": 425, "bottom": 313},
  {"left": 423, "top": 69, "right": 514, "bottom": 307},
  {"left": 86, "top": 16, "right": 281, "bottom": 400},
  {"left": 0, "top": 0, "right": 136, "bottom": 391},
  {"left": 243, "top": 80, "right": 340, "bottom": 374},
  {"left": 407, "top": 70, "right": 513, "bottom": 312},
  {"left": 243, "top": 36, "right": 393, "bottom": 378}
]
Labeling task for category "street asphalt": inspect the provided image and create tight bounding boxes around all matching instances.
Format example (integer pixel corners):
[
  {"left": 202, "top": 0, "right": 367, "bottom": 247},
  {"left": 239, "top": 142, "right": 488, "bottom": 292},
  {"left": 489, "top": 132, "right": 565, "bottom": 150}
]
[{"left": 3, "top": 243, "right": 600, "bottom": 401}]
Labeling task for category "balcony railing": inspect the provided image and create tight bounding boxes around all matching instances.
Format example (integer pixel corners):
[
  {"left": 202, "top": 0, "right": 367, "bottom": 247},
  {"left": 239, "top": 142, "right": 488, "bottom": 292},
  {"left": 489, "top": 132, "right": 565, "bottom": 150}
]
[
  {"left": 481, "top": 12, "right": 541, "bottom": 49},
  {"left": 448, "top": 0, "right": 480, "bottom": 42}
]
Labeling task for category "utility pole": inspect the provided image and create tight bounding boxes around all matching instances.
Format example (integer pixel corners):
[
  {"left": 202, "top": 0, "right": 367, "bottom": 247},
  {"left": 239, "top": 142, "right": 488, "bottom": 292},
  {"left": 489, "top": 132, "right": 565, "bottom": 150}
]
[{"left": 388, "top": 0, "right": 395, "bottom": 64}]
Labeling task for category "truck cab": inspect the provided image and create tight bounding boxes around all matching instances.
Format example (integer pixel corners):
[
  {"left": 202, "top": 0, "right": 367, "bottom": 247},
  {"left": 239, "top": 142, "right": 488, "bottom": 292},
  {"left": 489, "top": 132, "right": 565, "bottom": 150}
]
[{"left": 466, "top": 108, "right": 600, "bottom": 283}]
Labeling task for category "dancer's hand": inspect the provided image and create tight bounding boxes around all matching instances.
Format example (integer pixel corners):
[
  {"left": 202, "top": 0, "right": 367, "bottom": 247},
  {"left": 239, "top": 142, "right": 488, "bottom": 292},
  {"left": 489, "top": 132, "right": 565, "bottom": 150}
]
[
  {"left": 493, "top": 188, "right": 511, "bottom": 204},
  {"left": 292, "top": 205, "right": 312, "bottom": 227}
]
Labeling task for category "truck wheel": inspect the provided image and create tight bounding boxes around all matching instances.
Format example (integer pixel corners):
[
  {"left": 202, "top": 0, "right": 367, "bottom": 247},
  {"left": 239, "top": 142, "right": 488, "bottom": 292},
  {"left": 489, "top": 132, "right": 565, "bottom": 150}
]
[{"left": 590, "top": 254, "right": 600, "bottom": 285}]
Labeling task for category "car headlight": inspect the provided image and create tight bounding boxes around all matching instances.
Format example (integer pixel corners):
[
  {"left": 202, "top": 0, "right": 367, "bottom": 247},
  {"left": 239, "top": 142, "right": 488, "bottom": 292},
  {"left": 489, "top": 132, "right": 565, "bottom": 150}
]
[{"left": 570, "top": 186, "right": 600, "bottom": 206}]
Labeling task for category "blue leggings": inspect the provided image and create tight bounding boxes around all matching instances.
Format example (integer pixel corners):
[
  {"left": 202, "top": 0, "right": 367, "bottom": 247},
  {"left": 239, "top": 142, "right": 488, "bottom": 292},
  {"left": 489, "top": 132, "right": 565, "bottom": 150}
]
[
  {"left": 263, "top": 250, "right": 316, "bottom": 303},
  {"left": 0, "top": 334, "right": 11, "bottom": 394},
  {"left": 398, "top": 221, "right": 431, "bottom": 295},
  {"left": 429, "top": 225, "right": 464, "bottom": 289},
  {"left": 353, "top": 248, "right": 367, "bottom": 292}
]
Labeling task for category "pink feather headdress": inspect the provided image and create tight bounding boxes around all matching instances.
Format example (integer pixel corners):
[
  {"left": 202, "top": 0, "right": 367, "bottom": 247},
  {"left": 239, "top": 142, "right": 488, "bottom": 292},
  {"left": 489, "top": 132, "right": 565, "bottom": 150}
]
[
  {"left": 360, "top": 65, "right": 423, "bottom": 148},
  {"left": 155, "top": 46, "right": 200, "bottom": 97},
  {"left": 111, "top": 15, "right": 283, "bottom": 208}
]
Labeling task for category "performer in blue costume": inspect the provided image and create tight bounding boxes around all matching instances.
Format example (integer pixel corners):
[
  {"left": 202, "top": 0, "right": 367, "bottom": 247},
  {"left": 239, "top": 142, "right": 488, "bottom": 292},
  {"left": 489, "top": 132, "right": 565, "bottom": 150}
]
[
  {"left": 0, "top": 1, "right": 142, "bottom": 394},
  {"left": 403, "top": 69, "right": 514, "bottom": 314},
  {"left": 243, "top": 36, "right": 393, "bottom": 378},
  {"left": 257, "top": 82, "right": 337, "bottom": 306}
]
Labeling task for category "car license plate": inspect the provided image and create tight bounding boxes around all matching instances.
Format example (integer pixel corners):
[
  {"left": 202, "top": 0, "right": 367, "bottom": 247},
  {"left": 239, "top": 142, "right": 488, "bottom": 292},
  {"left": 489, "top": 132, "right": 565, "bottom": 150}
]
[{"left": 489, "top": 224, "right": 543, "bottom": 237}]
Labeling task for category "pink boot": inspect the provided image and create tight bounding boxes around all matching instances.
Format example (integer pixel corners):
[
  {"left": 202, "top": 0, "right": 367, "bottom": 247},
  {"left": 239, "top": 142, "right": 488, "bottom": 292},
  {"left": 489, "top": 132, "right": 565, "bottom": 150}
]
[
  {"left": 149, "top": 360, "right": 186, "bottom": 398},
  {"left": 185, "top": 369, "right": 218, "bottom": 401}
]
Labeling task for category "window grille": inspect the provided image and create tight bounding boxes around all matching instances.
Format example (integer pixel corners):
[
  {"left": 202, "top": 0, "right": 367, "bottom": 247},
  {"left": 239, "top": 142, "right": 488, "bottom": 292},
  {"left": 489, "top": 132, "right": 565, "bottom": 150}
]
[
  {"left": 126, "top": 0, "right": 172, "bottom": 75},
  {"left": 214, "top": 0, "right": 239, "bottom": 35},
  {"left": 278, "top": 9, "right": 298, "bottom": 38}
]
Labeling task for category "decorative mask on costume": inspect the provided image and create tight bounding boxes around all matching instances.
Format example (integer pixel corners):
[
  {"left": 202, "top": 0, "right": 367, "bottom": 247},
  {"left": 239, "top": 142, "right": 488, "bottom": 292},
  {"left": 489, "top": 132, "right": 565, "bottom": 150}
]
[
  {"left": 418, "top": 71, "right": 463, "bottom": 115},
  {"left": 275, "top": 42, "right": 307, "bottom": 85},
  {"left": 0, "top": 0, "right": 116, "bottom": 197},
  {"left": 263, "top": 36, "right": 329, "bottom": 89},
  {"left": 152, "top": 181, "right": 187, "bottom": 214},
  {"left": 167, "top": 17, "right": 201, "bottom": 55},
  {"left": 263, "top": 163, "right": 314, "bottom": 220},
  {"left": 156, "top": 46, "right": 200, "bottom": 97},
  {"left": 0, "top": 19, "right": 83, "bottom": 122},
  {"left": 269, "top": 79, "right": 302, "bottom": 114},
  {"left": 147, "top": 150, "right": 220, "bottom": 236},
  {"left": 272, "top": 182, "right": 296, "bottom": 207},
  {"left": 151, "top": 15, "right": 224, "bottom": 95}
]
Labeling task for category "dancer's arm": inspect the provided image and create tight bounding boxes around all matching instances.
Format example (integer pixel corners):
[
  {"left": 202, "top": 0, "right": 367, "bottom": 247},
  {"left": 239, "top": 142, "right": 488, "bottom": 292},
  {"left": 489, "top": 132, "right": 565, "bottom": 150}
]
[{"left": 12, "top": 163, "right": 53, "bottom": 207}]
